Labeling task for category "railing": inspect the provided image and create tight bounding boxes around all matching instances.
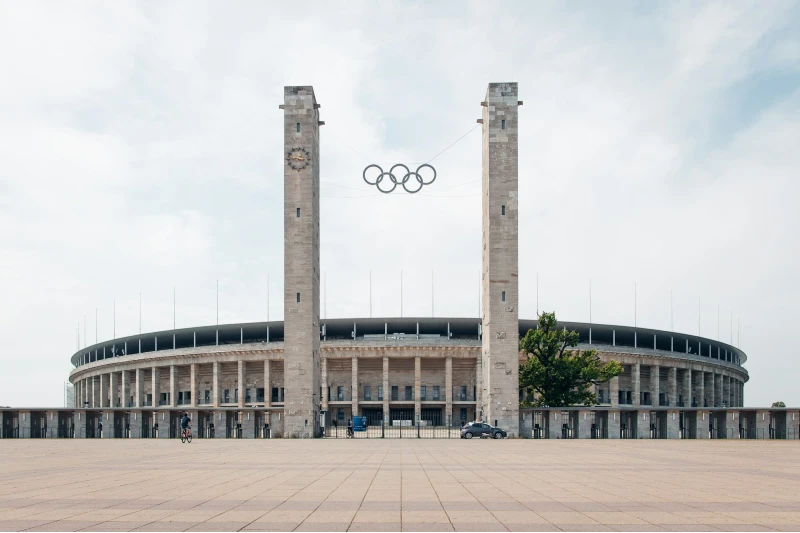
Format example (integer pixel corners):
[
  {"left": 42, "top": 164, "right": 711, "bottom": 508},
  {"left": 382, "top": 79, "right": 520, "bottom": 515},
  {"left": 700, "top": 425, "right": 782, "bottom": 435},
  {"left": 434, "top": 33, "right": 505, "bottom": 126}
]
[{"left": 326, "top": 423, "right": 464, "bottom": 439}]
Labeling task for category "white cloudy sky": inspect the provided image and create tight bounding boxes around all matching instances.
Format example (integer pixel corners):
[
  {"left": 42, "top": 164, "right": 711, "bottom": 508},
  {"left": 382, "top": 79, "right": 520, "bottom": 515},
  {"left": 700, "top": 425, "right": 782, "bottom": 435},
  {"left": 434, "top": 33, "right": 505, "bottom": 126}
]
[{"left": 1, "top": 1, "right": 799, "bottom": 408}]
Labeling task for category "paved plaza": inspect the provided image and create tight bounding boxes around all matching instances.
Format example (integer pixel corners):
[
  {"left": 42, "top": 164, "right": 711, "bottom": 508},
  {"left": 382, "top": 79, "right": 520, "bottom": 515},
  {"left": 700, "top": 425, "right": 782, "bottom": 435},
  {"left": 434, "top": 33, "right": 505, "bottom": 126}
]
[{"left": 1, "top": 440, "right": 799, "bottom": 532}]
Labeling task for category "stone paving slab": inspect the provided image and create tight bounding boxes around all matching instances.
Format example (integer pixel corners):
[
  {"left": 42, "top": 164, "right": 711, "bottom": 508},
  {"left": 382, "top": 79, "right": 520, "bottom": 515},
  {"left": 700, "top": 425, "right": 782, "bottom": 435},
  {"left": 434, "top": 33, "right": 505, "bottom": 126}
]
[{"left": 0, "top": 440, "right": 799, "bottom": 531}]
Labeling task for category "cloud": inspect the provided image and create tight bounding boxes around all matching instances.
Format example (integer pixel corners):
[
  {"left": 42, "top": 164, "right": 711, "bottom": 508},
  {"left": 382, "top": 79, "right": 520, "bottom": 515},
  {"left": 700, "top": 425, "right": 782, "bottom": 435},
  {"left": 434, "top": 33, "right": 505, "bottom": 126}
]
[{"left": 0, "top": 1, "right": 798, "bottom": 407}]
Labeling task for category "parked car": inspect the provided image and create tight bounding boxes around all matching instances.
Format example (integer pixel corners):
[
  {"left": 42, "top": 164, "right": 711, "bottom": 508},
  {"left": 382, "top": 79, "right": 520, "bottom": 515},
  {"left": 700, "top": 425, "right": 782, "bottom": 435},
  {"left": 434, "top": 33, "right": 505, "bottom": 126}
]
[{"left": 460, "top": 422, "right": 507, "bottom": 439}]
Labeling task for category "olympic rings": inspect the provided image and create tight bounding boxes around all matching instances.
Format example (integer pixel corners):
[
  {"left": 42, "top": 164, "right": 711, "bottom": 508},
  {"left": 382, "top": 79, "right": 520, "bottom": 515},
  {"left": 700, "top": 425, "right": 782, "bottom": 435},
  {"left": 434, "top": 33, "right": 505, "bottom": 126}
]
[{"left": 362, "top": 163, "right": 437, "bottom": 194}]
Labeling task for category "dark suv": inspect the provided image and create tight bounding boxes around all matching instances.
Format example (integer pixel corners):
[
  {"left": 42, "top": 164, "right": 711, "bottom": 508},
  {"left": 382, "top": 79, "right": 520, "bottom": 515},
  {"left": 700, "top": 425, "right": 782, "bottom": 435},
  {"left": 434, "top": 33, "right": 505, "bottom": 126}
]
[{"left": 460, "top": 422, "right": 507, "bottom": 439}]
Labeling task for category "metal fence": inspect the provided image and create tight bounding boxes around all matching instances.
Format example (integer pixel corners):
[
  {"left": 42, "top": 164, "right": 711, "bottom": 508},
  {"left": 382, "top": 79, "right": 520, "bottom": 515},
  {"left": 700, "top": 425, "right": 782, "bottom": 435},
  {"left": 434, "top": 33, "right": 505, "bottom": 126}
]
[{"left": 326, "top": 423, "right": 463, "bottom": 439}]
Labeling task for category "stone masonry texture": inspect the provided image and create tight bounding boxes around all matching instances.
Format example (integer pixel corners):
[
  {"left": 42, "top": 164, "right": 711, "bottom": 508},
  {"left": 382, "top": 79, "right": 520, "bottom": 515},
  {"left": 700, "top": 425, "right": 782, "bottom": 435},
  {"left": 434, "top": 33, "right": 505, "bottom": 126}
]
[
  {"left": 283, "top": 86, "right": 321, "bottom": 438},
  {"left": 481, "top": 82, "right": 520, "bottom": 436}
]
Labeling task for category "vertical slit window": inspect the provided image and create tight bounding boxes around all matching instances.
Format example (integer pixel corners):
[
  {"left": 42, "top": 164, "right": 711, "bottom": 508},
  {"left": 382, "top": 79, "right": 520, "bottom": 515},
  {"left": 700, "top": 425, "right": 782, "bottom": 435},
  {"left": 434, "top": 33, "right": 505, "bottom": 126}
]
[
  {"left": 501, "top": 291, "right": 506, "bottom": 302},
  {"left": 296, "top": 123, "right": 300, "bottom": 132},
  {"left": 501, "top": 119, "right": 506, "bottom": 130},
  {"left": 296, "top": 292, "right": 300, "bottom": 303},
  {"left": 296, "top": 208, "right": 300, "bottom": 218},
  {"left": 501, "top": 205, "right": 505, "bottom": 216}
]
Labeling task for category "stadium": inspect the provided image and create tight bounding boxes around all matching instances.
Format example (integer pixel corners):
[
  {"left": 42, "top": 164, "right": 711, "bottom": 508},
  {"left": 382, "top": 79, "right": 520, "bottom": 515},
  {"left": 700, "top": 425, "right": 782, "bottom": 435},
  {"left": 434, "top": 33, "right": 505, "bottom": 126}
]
[
  {"left": 53, "top": 316, "right": 754, "bottom": 440},
  {"left": 1, "top": 83, "right": 796, "bottom": 441}
]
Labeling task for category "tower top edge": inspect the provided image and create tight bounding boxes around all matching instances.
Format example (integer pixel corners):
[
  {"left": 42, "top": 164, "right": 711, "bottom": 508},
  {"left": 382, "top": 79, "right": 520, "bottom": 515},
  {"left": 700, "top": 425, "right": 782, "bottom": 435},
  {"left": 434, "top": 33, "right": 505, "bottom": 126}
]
[
  {"left": 486, "top": 82, "right": 518, "bottom": 98},
  {"left": 284, "top": 86, "right": 318, "bottom": 100}
]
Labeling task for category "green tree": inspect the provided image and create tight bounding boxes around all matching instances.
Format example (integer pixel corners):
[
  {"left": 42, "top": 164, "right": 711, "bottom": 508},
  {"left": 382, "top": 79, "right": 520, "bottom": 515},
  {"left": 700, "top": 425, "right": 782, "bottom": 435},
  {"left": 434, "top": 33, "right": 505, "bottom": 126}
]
[
  {"left": 772, "top": 401, "right": 786, "bottom": 408},
  {"left": 519, "top": 312, "right": 623, "bottom": 407}
]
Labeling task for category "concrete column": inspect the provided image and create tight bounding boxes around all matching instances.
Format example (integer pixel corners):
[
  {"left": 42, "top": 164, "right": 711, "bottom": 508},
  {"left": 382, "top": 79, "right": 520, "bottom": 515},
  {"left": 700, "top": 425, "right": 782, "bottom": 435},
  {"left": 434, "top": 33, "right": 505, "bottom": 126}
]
[
  {"left": 190, "top": 363, "right": 197, "bottom": 407},
  {"left": 714, "top": 374, "right": 722, "bottom": 407},
  {"left": 414, "top": 356, "right": 421, "bottom": 423},
  {"left": 238, "top": 360, "right": 245, "bottom": 408},
  {"left": 667, "top": 410, "right": 680, "bottom": 439},
  {"left": 75, "top": 410, "right": 87, "bottom": 439},
  {"left": 738, "top": 379, "right": 743, "bottom": 407},
  {"left": 610, "top": 375, "right": 619, "bottom": 408},
  {"left": 695, "top": 410, "right": 709, "bottom": 439},
  {"left": 91, "top": 376, "right": 96, "bottom": 408},
  {"left": 151, "top": 367, "right": 160, "bottom": 408},
  {"left": 651, "top": 365, "right": 660, "bottom": 406},
  {"left": 99, "top": 374, "right": 107, "bottom": 408},
  {"left": 135, "top": 369, "right": 142, "bottom": 408},
  {"left": 215, "top": 410, "right": 227, "bottom": 439},
  {"left": 265, "top": 360, "right": 271, "bottom": 408},
  {"left": 352, "top": 356, "right": 359, "bottom": 417},
  {"left": 638, "top": 410, "right": 650, "bottom": 439},
  {"left": 577, "top": 410, "right": 591, "bottom": 439},
  {"left": 242, "top": 410, "right": 254, "bottom": 439},
  {"left": 382, "top": 356, "right": 389, "bottom": 423},
  {"left": 787, "top": 411, "right": 799, "bottom": 440},
  {"left": 319, "top": 357, "right": 327, "bottom": 412},
  {"left": 726, "top": 410, "right": 739, "bottom": 439},
  {"left": 170, "top": 365, "right": 177, "bottom": 408},
  {"left": 755, "top": 410, "right": 770, "bottom": 439},
  {"left": 445, "top": 356, "right": 453, "bottom": 426},
  {"left": 109, "top": 372, "right": 117, "bottom": 408},
  {"left": 475, "top": 356, "right": 482, "bottom": 420},
  {"left": 707, "top": 372, "right": 715, "bottom": 407},
  {"left": 121, "top": 371, "right": 129, "bottom": 408},
  {"left": 696, "top": 369, "right": 704, "bottom": 408},
  {"left": 212, "top": 361, "right": 220, "bottom": 408},
  {"left": 129, "top": 410, "right": 141, "bottom": 439},
  {"left": 668, "top": 367, "right": 677, "bottom": 407},
  {"left": 608, "top": 410, "right": 620, "bottom": 439},
  {"left": 632, "top": 363, "right": 641, "bottom": 407},
  {"left": 103, "top": 411, "right": 115, "bottom": 439},
  {"left": 730, "top": 377, "right": 735, "bottom": 408},
  {"left": 723, "top": 375, "right": 730, "bottom": 408},
  {"left": 548, "top": 411, "right": 560, "bottom": 440}
]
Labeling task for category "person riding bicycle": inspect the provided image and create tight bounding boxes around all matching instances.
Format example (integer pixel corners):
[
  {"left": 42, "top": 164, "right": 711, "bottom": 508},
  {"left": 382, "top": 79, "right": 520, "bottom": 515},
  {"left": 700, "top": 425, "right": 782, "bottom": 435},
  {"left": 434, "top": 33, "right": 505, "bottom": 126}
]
[
  {"left": 180, "top": 412, "right": 191, "bottom": 436},
  {"left": 346, "top": 418, "right": 354, "bottom": 438}
]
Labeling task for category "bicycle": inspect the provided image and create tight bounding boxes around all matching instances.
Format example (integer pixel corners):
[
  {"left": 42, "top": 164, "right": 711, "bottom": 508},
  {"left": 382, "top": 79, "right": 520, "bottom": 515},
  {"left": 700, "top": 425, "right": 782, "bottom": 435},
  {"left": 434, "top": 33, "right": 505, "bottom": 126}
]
[{"left": 180, "top": 427, "right": 192, "bottom": 443}]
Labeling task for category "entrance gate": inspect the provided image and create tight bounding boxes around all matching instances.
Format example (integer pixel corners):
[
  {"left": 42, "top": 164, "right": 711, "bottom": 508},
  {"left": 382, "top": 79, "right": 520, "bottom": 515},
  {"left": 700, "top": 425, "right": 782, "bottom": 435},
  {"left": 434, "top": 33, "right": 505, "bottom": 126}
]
[
  {"left": 591, "top": 411, "right": 608, "bottom": 439},
  {"left": 362, "top": 408, "right": 383, "bottom": 427},
  {"left": 620, "top": 411, "right": 636, "bottom": 439},
  {"left": 140, "top": 411, "right": 153, "bottom": 438},
  {"left": 58, "top": 412, "right": 74, "bottom": 438}
]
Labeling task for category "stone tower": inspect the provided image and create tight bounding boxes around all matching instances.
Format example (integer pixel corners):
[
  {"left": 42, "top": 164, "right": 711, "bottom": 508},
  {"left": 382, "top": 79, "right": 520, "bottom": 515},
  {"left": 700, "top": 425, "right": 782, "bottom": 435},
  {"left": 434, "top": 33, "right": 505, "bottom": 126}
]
[
  {"left": 480, "top": 82, "right": 520, "bottom": 437},
  {"left": 281, "top": 86, "right": 321, "bottom": 438}
]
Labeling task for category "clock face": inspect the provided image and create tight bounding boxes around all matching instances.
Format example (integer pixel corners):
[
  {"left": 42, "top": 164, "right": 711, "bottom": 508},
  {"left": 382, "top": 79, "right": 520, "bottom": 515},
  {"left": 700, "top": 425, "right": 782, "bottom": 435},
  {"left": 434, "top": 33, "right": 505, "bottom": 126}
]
[{"left": 286, "top": 147, "right": 310, "bottom": 170}]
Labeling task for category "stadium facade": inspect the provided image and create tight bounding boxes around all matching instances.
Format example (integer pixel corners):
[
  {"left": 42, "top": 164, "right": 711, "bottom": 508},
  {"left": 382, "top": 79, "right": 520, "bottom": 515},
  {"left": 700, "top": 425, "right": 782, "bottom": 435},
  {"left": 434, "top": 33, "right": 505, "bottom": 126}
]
[{"left": 2, "top": 83, "right": 797, "bottom": 440}]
